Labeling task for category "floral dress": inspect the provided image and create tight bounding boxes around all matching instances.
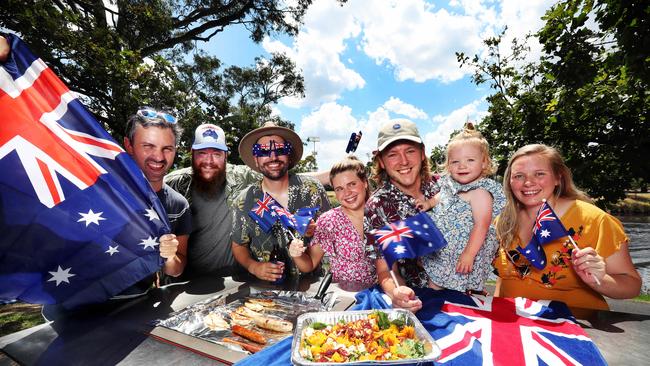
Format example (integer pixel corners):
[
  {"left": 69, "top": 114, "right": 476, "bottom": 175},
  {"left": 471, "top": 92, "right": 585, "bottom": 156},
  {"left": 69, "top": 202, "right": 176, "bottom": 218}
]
[
  {"left": 422, "top": 175, "right": 505, "bottom": 291},
  {"left": 312, "top": 207, "right": 376, "bottom": 285}
]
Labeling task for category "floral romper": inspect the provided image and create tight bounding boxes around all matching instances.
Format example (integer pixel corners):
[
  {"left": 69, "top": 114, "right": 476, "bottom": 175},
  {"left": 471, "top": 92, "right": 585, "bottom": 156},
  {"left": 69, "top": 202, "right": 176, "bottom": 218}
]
[{"left": 422, "top": 175, "right": 506, "bottom": 291}]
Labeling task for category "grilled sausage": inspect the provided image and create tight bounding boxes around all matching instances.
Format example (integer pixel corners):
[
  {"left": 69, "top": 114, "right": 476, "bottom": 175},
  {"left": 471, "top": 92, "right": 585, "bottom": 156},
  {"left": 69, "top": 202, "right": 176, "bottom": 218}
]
[
  {"left": 222, "top": 337, "right": 264, "bottom": 353},
  {"left": 232, "top": 324, "right": 267, "bottom": 344}
]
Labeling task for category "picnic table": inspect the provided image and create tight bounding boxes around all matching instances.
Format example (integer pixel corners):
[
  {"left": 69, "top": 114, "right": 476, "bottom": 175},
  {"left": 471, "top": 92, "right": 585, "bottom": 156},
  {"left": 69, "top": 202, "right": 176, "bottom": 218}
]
[{"left": 1, "top": 274, "right": 648, "bottom": 365}]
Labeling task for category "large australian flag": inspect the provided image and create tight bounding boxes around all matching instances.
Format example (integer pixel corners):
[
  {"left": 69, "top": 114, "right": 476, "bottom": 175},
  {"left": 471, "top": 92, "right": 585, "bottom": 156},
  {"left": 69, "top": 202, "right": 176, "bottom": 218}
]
[
  {"left": 353, "top": 287, "right": 607, "bottom": 365},
  {"left": 0, "top": 35, "right": 170, "bottom": 308}
]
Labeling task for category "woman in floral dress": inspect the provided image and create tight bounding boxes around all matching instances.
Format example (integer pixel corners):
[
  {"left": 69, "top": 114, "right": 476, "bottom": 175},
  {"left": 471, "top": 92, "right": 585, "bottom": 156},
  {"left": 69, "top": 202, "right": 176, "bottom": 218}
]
[{"left": 289, "top": 156, "right": 376, "bottom": 285}]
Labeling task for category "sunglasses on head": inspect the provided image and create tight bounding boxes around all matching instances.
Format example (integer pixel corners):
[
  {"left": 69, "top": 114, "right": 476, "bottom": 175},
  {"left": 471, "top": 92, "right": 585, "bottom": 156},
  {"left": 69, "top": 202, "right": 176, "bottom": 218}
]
[
  {"left": 252, "top": 140, "right": 292, "bottom": 157},
  {"left": 137, "top": 108, "right": 177, "bottom": 124},
  {"left": 506, "top": 249, "right": 531, "bottom": 279}
]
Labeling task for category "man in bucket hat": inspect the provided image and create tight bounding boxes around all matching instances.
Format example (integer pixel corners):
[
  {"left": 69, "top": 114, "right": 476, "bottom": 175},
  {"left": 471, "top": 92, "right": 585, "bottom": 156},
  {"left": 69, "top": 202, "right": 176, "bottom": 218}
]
[
  {"left": 231, "top": 121, "right": 331, "bottom": 282},
  {"left": 366, "top": 119, "right": 439, "bottom": 313}
]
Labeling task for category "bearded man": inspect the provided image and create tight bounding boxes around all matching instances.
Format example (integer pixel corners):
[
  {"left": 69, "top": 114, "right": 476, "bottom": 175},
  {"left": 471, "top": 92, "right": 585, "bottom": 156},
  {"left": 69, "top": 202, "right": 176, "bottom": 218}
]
[
  {"left": 230, "top": 122, "right": 331, "bottom": 282},
  {"left": 165, "top": 124, "right": 260, "bottom": 278}
]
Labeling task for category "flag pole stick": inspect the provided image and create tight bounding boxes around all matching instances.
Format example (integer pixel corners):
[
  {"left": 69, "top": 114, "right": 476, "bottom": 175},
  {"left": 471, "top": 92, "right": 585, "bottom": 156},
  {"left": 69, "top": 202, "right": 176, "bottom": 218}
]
[
  {"left": 389, "top": 269, "right": 400, "bottom": 288},
  {"left": 567, "top": 235, "right": 601, "bottom": 286}
]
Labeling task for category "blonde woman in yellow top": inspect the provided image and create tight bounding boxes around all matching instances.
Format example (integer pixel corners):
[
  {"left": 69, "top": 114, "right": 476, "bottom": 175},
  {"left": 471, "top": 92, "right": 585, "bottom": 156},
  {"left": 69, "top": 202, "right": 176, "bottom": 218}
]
[{"left": 493, "top": 144, "right": 640, "bottom": 313}]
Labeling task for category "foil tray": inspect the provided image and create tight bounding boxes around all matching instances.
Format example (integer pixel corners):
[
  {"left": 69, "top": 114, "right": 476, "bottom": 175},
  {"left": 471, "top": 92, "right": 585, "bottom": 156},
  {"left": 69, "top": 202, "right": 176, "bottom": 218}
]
[
  {"left": 291, "top": 309, "right": 441, "bottom": 366},
  {"left": 155, "top": 288, "right": 333, "bottom": 355}
]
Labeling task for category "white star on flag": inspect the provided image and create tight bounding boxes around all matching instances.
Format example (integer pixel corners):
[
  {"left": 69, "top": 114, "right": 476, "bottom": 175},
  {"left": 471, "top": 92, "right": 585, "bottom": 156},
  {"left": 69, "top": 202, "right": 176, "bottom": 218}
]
[
  {"left": 394, "top": 245, "right": 407, "bottom": 255},
  {"left": 540, "top": 229, "right": 551, "bottom": 238},
  {"left": 48, "top": 266, "right": 75, "bottom": 286},
  {"left": 144, "top": 207, "right": 160, "bottom": 221},
  {"left": 77, "top": 209, "right": 106, "bottom": 227},
  {"left": 105, "top": 245, "right": 119, "bottom": 256},
  {"left": 139, "top": 236, "right": 159, "bottom": 250}
]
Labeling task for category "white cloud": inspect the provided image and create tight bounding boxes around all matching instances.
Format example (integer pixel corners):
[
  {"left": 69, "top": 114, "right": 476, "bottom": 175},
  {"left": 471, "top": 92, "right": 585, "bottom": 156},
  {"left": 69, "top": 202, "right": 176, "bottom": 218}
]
[
  {"left": 382, "top": 97, "right": 428, "bottom": 120},
  {"left": 298, "top": 101, "right": 417, "bottom": 170},
  {"left": 496, "top": 0, "right": 556, "bottom": 62},
  {"left": 266, "top": 0, "right": 555, "bottom": 108},
  {"left": 357, "top": 0, "right": 490, "bottom": 83},
  {"left": 424, "top": 99, "right": 488, "bottom": 148},
  {"left": 298, "top": 102, "right": 365, "bottom": 170},
  {"left": 264, "top": 0, "right": 365, "bottom": 108}
]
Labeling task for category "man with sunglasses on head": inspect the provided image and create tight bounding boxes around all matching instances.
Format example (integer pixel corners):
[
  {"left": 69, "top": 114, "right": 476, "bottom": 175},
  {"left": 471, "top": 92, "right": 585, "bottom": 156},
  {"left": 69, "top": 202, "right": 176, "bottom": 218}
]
[
  {"left": 230, "top": 121, "right": 331, "bottom": 282},
  {"left": 120, "top": 108, "right": 191, "bottom": 292}
]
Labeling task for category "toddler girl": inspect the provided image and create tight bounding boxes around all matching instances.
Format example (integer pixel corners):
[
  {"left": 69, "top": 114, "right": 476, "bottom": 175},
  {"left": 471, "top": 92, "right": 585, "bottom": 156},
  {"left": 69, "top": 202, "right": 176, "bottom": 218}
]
[{"left": 418, "top": 124, "right": 505, "bottom": 292}]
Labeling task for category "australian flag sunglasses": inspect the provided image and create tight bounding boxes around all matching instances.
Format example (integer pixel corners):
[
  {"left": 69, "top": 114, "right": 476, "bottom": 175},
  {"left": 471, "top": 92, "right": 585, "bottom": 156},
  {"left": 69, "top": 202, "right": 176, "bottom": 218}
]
[{"left": 252, "top": 140, "right": 293, "bottom": 157}]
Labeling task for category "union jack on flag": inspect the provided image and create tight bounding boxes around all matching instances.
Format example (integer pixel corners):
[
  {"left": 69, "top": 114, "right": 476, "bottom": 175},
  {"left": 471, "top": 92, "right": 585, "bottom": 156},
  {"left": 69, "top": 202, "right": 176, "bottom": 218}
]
[
  {"left": 248, "top": 192, "right": 279, "bottom": 233},
  {"left": 428, "top": 291, "right": 607, "bottom": 365},
  {"left": 0, "top": 35, "right": 170, "bottom": 308},
  {"left": 373, "top": 212, "right": 447, "bottom": 269},
  {"left": 532, "top": 200, "right": 569, "bottom": 244}
]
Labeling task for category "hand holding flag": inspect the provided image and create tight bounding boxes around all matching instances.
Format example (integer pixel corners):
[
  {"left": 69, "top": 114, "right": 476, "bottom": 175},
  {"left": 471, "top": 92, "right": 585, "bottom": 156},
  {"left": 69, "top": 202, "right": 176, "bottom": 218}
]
[{"left": 517, "top": 200, "right": 600, "bottom": 284}]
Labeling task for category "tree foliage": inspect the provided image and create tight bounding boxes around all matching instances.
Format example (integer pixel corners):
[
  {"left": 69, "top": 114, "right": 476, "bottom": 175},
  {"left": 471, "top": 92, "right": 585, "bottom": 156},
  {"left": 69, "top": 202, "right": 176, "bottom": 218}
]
[
  {"left": 292, "top": 153, "right": 318, "bottom": 174},
  {"left": 0, "top": 0, "right": 322, "bottom": 163},
  {"left": 457, "top": 0, "right": 649, "bottom": 207}
]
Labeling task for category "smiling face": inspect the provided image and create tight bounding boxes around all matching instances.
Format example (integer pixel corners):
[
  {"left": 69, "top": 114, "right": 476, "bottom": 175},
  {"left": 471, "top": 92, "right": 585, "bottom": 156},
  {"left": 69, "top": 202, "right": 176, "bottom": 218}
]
[
  {"left": 332, "top": 170, "right": 368, "bottom": 211},
  {"left": 124, "top": 124, "right": 176, "bottom": 191},
  {"left": 192, "top": 148, "right": 227, "bottom": 193},
  {"left": 509, "top": 153, "right": 561, "bottom": 209},
  {"left": 254, "top": 134, "right": 290, "bottom": 181},
  {"left": 447, "top": 143, "right": 487, "bottom": 185},
  {"left": 378, "top": 141, "right": 425, "bottom": 195}
]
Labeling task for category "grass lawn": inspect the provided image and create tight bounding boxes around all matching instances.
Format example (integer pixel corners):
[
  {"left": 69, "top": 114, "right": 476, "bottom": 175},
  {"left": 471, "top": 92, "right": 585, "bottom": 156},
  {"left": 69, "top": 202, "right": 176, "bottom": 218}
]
[{"left": 0, "top": 302, "right": 44, "bottom": 337}]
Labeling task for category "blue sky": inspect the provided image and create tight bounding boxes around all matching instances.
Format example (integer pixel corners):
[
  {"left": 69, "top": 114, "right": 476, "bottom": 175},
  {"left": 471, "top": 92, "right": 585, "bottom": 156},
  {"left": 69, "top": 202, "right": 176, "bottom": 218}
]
[{"left": 204, "top": 0, "right": 556, "bottom": 170}]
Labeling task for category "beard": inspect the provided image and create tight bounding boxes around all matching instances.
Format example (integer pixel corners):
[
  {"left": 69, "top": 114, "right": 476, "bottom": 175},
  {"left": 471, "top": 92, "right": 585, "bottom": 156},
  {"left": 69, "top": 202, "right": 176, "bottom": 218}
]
[
  {"left": 259, "top": 159, "right": 289, "bottom": 181},
  {"left": 192, "top": 161, "right": 226, "bottom": 198}
]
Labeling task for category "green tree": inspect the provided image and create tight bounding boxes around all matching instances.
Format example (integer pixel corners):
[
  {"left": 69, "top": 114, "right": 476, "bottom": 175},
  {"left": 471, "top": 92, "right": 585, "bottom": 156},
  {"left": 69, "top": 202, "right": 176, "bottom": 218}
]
[
  {"left": 429, "top": 145, "right": 446, "bottom": 172},
  {"left": 457, "top": 0, "right": 649, "bottom": 207},
  {"left": 0, "top": 0, "right": 320, "bottom": 161},
  {"left": 292, "top": 153, "right": 318, "bottom": 174}
]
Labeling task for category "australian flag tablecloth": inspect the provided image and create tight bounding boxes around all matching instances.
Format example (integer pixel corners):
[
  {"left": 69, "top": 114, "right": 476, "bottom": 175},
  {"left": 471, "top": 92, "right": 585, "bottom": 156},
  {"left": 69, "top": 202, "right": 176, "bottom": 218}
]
[{"left": 234, "top": 286, "right": 606, "bottom": 365}]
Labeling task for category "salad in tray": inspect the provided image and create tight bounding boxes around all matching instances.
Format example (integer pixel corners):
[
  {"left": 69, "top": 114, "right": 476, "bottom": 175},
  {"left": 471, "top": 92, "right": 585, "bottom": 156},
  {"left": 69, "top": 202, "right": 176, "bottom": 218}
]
[{"left": 298, "top": 311, "right": 426, "bottom": 362}]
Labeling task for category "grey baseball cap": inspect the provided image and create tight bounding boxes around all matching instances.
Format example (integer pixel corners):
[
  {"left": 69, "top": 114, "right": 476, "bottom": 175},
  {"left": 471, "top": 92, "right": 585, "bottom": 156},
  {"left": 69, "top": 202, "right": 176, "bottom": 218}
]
[{"left": 376, "top": 119, "right": 423, "bottom": 152}]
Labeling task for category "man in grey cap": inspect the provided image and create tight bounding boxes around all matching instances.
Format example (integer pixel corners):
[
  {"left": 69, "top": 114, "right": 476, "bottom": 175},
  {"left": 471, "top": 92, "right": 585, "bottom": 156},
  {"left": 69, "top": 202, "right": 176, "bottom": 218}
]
[
  {"left": 366, "top": 119, "right": 439, "bottom": 313},
  {"left": 230, "top": 122, "right": 331, "bottom": 282},
  {"left": 165, "top": 124, "right": 260, "bottom": 278}
]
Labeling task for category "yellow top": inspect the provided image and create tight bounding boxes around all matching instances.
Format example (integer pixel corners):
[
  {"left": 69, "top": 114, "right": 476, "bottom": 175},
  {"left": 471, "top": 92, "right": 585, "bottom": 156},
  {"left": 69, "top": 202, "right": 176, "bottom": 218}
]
[{"left": 494, "top": 200, "right": 628, "bottom": 311}]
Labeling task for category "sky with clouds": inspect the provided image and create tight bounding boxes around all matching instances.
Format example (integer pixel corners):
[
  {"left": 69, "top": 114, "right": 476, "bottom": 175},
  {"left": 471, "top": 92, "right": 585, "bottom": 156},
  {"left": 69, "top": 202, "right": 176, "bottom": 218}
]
[{"left": 207, "top": 0, "right": 557, "bottom": 170}]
